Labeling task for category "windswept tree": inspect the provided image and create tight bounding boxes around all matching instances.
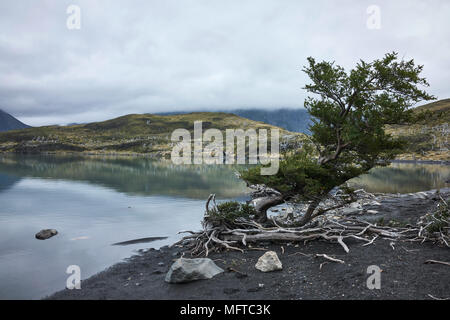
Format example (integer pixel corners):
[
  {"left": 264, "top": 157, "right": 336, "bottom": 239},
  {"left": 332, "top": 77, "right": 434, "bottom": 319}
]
[
  {"left": 176, "top": 53, "right": 441, "bottom": 255},
  {"left": 240, "top": 52, "right": 435, "bottom": 224}
]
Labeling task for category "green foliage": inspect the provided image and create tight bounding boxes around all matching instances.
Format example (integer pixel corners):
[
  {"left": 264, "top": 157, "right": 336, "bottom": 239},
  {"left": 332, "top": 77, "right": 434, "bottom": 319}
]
[
  {"left": 207, "top": 201, "right": 256, "bottom": 223},
  {"left": 303, "top": 52, "right": 435, "bottom": 167},
  {"left": 242, "top": 145, "right": 369, "bottom": 201},
  {"left": 240, "top": 52, "right": 435, "bottom": 208}
]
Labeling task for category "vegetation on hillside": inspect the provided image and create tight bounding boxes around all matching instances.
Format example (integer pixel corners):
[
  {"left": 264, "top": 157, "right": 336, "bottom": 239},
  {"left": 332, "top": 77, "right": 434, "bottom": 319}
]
[
  {"left": 386, "top": 99, "right": 449, "bottom": 160},
  {"left": 0, "top": 112, "right": 304, "bottom": 157}
]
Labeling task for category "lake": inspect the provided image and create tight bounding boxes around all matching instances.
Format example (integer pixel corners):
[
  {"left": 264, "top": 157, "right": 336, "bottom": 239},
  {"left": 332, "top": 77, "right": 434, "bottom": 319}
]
[{"left": 0, "top": 154, "right": 448, "bottom": 299}]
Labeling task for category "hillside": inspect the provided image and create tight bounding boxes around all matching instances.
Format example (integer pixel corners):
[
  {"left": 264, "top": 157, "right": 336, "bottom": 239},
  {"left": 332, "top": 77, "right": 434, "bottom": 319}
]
[
  {"left": 0, "top": 110, "right": 30, "bottom": 132},
  {"left": 386, "top": 99, "right": 450, "bottom": 161},
  {"left": 0, "top": 102, "right": 447, "bottom": 160},
  {"left": 231, "top": 108, "right": 311, "bottom": 134},
  {"left": 160, "top": 108, "right": 312, "bottom": 134},
  {"left": 0, "top": 112, "right": 304, "bottom": 156}
]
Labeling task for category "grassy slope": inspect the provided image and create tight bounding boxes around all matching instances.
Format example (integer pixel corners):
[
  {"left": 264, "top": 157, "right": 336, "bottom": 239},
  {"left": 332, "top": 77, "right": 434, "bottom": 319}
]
[
  {"left": 386, "top": 99, "right": 450, "bottom": 161},
  {"left": 0, "top": 112, "right": 303, "bottom": 156},
  {"left": 1, "top": 102, "right": 447, "bottom": 160}
]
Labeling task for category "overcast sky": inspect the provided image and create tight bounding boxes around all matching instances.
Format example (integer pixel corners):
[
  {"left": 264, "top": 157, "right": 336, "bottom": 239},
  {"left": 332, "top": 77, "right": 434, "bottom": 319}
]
[{"left": 0, "top": 0, "right": 449, "bottom": 126}]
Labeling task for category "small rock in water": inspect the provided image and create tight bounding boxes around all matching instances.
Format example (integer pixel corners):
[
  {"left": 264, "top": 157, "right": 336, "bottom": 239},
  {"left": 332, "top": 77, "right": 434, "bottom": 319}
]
[
  {"left": 165, "top": 258, "right": 224, "bottom": 283},
  {"left": 255, "top": 251, "right": 282, "bottom": 272},
  {"left": 35, "top": 229, "right": 58, "bottom": 240}
]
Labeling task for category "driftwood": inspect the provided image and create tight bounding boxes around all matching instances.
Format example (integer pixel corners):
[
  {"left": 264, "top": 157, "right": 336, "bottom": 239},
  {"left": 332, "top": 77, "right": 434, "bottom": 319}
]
[
  {"left": 172, "top": 193, "right": 449, "bottom": 256},
  {"left": 315, "top": 254, "right": 345, "bottom": 264},
  {"left": 425, "top": 260, "right": 450, "bottom": 267}
]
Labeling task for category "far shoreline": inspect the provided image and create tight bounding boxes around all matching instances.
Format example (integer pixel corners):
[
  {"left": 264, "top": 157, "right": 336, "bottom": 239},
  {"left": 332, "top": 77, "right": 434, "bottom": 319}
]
[
  {"left": 391, "top": 159, "right": 450, "bottom": 165},
  {"left": 1, "top": 152, "right": 449, "bottom": 165}
]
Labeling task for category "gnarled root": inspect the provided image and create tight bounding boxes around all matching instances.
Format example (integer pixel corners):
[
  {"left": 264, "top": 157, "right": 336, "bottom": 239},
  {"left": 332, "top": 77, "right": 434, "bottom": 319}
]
[{"left": 171, "top": 194, "right": 449, "bottom": 256}]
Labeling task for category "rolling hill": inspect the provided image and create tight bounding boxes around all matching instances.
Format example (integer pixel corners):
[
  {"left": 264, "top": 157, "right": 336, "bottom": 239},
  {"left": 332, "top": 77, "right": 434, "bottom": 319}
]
[
  {"left": 160, "top": 108, "right": 312, "bottom": 134},
  {"left": 0, "top": 100, "right": 447, "bottom": 161},
  {"left": 386, "top": 99, "right": 449, "bottom": 161},
  {"left": 0, "top": 112, "right": 304, "bottom": 156},
  {"left": 0, "top": 109, "right": 30, "bottom": 132}
]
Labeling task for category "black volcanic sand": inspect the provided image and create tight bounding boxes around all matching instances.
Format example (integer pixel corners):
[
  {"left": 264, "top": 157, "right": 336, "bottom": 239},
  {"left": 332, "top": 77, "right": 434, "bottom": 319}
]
[{"left": 49, "top": 193, "right": 450, "bottom": 300}]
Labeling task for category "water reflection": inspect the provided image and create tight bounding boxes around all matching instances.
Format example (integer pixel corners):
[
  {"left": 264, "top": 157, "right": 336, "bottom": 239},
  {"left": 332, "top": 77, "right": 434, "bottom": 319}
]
[
  {"left": 0, "top": 154, "right": 250, "bottom": 299},
  {"left": 0, "top": 173, "right": 21, "bottom": 192},
  {"left": 0, "top": 154, "right": 248, "bottom": 199},
  {"left": 0, "top": 155, "right": 448, "bottom": 299},
  {"left": 349, "top": 162, "right": 450, "bottom": 193}
]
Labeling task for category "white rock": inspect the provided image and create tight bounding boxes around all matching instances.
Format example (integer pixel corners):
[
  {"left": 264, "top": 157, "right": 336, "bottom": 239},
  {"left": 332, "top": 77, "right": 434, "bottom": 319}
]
[
  {"left": 165, "top": 258, "right": 224, "bottom": 283},
  {"left": 416, "top": 192, "right": 428, "bottom": 200},
  {"left": 255, "top": 251, "right": 282, "bottom": 272}
]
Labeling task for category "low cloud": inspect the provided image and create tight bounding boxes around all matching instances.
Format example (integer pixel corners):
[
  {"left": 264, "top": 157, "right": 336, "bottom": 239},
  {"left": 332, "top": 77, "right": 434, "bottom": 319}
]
[{"left": 0, "top": 0, "right": 449, "bottom": 126}]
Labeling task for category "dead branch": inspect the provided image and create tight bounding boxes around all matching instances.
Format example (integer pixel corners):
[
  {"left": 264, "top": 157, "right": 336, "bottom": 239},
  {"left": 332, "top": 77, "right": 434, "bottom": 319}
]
[
  {"left": 315, "top": 254, "right": 345, "bottom": 264},
  {"left": 174, "top": 193, "right": 450, "bottom": 256},
  {"left": 424, "top": 260, "right": 450, "bottom": 267}
]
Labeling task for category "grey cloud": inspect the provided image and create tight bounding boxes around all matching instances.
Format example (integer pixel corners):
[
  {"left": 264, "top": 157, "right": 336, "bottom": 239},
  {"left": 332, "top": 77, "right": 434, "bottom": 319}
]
[{"left": 0, "top": 0, "right": 449, "bottom": 126}]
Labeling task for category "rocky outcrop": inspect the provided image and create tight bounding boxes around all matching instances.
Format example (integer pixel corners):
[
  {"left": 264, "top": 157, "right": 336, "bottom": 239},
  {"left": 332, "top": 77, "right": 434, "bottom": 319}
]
[
  {"left": 165, "top": 258, "right": 224, "bottom": 283},
  {"left": 255, "top": 251, "right": 283, "bottom": 272},
  {"left": 35, "top": 229, "right": 58, "bottom": 240}
]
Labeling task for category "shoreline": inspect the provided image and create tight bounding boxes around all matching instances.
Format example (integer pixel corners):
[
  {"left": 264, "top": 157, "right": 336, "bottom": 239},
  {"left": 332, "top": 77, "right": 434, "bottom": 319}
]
[
  {"left": 48, "top": 188, "right": 450, "bottom": 300},
  {"left": 1, "top": 151, "right": 449, "bottom": 165},
  {"left": 391, "top": 159, "right": 450, "bottom": 165}
]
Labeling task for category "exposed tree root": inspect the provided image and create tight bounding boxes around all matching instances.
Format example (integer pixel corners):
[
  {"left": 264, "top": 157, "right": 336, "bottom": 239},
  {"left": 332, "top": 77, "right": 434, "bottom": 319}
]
[{"left": 172, "top": 193, "right": 449, "bottom": 256}]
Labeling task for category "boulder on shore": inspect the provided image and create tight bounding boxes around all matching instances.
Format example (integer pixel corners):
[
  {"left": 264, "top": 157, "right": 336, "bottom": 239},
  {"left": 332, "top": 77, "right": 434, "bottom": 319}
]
[
  {"left": 255, "top": 251, "right": 283, "bottom": 272},
  {"left": 165, "top": 258, "right": 224, "bottom": 283},
  {"left": 35, "top": 229, "right": 58, "bottom": 240}
]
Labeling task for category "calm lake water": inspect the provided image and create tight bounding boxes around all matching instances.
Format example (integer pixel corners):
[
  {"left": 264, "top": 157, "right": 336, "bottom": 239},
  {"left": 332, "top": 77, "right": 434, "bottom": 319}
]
[{"left": 0, "top": 154, "right": 448, "bottom": 299}]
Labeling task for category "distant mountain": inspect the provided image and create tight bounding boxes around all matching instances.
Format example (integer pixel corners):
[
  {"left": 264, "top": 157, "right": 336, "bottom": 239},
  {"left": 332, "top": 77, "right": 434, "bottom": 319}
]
[
  {"left": 230, "top": 108, "right": 311, "bottom": 134},
  {"left": 159, "top": 108, "right": 312, "bottom": 134},
  {"left": 0, "top": 110, "right": 30, "bottom": 132}
]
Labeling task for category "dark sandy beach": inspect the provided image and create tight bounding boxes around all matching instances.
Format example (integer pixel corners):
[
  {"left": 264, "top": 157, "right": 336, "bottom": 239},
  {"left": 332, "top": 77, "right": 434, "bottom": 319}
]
[{"left": 48, "top": 189, "right": 450, "bottom": 300}]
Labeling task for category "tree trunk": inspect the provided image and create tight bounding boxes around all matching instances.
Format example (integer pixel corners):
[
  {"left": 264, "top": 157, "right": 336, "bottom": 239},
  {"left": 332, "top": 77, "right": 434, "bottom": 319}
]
[
  {"left": 295, "top": 198, "right": 321, "bottom": 227},
  {"left": 254, "top": 195, "right": 284, "bottom": 223}
]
